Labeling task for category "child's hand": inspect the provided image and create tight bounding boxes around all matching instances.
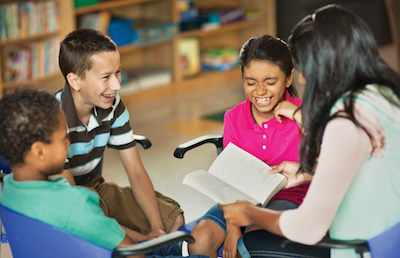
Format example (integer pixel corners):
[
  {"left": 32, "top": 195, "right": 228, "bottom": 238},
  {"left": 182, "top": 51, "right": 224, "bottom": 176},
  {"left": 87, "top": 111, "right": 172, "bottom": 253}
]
[
  {"left": 269, "top": 161, "right": 312, "bottom": 188},
  {"left": 147, "top": 228, "right": 167, "bottom": 239},
  {"left": 223, "top": 223, "right": 242, "bottom": 258},
  {"left": 273, "top": 101, "right": 299, "bottom": 123}
]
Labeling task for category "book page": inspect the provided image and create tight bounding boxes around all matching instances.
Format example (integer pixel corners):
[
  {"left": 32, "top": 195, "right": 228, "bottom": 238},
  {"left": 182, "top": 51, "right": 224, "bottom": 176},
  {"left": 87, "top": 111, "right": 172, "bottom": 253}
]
[
  {"left": 183, "top": 170, "right": 260, "bottom": 205},
  {"left": 208, "top": 143, "right": 286, "bottom": 204}
]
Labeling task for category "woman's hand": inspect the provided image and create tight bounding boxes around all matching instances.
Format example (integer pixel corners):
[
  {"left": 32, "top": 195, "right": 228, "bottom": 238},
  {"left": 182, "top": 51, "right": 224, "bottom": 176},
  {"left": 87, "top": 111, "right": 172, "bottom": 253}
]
[
  {"left": 269, "top": 161, "right": 312, "bottom": 188},
  {"left": 219, "top": 201, "right": 254, "bottom": 227}
]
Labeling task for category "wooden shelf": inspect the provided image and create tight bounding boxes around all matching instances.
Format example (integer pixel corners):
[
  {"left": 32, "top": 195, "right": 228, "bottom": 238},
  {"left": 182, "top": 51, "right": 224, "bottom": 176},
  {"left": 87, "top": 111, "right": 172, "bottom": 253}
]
[
  {"left": 75, "top": 0, "right": 158, "bottom": 15},
  {"left": 180, "top": 18, "right": 270, "bottom": 38},
  {"left": 120, "top": 68, "right": 241, "bottom": 106},
  {"left": 118, "top": 39, "right": 172, "bottom": 54},
  {"left": 0, "top": 0, "right": 275, "bottom": 101},
  {"left": 0, "top": 31, "right": 59, "bottom": 46},
  {"left": 2, "top": 72, "right": 62, "bottom": 90}
]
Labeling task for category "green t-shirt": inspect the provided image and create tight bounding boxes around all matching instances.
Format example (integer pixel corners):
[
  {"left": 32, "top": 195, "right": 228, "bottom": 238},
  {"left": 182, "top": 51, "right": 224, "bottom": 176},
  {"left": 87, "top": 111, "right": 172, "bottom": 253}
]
[
  {"left": 329, "top": 84, "right": 400, "bottom": 257},
  {"left": 0, "top": 174, "right": 125, "bottom": 249}
]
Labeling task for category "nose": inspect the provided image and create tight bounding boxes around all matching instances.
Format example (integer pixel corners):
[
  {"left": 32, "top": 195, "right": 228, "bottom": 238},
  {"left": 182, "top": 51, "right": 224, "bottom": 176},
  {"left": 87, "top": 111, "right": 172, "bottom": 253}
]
[
  {"left": 255, "top": 82, "right": 267, "bottom": 95},
  {"left": 109, "top": 75, "right": 122, "bottom": 91}
]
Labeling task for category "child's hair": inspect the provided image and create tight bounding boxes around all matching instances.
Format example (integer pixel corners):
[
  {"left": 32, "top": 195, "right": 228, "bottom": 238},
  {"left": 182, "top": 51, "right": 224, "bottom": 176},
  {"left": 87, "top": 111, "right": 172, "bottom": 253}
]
[
  {"left": 239, "top": 34, "right": 298, "bottom": 97},
  {"left": 59, "top": 28, "right": 117, "bottom": 81},
  {"left": 0, "top": 87, "right": 61, "bottom": 167},
  {"left": 288, "top": 4, "right": 400, "bottom": 172}
]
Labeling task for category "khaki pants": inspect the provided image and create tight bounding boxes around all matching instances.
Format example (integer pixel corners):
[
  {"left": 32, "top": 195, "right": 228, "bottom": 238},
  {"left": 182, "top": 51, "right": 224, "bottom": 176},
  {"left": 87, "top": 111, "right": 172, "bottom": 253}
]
[{"left": 76, "top": 173, "right": 183, "bottom": 235}]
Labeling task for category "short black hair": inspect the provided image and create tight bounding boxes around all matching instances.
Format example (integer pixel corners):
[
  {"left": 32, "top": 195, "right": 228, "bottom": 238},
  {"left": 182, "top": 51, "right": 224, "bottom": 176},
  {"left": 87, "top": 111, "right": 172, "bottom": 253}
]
[{"left": 0, "top": 87, "right": 61, "bottom": 166}]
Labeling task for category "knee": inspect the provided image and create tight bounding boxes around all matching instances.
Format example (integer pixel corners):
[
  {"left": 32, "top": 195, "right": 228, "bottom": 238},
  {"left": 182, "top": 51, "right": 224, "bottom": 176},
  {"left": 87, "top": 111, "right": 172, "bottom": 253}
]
[{"left": 189, "top": 220, "right": 224, "bottom": 255}]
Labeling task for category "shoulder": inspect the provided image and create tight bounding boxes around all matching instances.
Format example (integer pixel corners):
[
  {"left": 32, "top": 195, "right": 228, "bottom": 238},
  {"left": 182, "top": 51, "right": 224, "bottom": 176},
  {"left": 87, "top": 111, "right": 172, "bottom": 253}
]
[
  {"left": 225, "top": 100, "right": 249, "bottom": 118},
  {"left": 287, "top": 95, "right": 302, "bottom": 106}
]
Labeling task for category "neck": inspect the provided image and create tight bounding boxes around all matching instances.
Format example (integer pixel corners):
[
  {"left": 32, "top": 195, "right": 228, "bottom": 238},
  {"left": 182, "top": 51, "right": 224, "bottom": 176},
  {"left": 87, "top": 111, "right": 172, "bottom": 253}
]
[
  {"left": 12, "top": 165, "right": 47, "bottom": 182},
  {"left": 70, "top": 90, "right": 93, "bottom": 125}
]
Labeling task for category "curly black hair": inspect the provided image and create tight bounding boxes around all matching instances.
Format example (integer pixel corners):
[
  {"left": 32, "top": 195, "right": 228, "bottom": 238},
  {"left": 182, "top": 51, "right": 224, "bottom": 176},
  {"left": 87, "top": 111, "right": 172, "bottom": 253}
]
[{"left": 0, "top": 87, "right": 60, "bottom": 167}]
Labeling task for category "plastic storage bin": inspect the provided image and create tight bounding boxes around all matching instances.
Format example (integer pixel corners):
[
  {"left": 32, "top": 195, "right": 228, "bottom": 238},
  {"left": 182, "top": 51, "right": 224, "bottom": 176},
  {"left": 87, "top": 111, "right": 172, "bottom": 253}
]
[
  {"left": 108, "top": 18, "right": 134, "bottom": 47},
  {"left": 74, "top": 0, "right": 99, "bottom": 8}
]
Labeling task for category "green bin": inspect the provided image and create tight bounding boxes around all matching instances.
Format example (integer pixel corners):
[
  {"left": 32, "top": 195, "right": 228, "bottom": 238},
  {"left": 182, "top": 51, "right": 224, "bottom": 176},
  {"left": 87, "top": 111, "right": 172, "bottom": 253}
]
[{"left": 74, "top": 0, "right": 99, "bottom": 8}]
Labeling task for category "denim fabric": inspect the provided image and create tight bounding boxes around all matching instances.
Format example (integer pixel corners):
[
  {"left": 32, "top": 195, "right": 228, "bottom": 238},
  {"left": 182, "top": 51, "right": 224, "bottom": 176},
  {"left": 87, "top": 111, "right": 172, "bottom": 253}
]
[
  {"left": 238, "top": 230, "right": 330, "bottom": 258},
  {"left": 145, "top": 242, "right": 209, "bottom": 258},
  {"left": 200, "top": 200, "right": 299, "bottom": 234}
]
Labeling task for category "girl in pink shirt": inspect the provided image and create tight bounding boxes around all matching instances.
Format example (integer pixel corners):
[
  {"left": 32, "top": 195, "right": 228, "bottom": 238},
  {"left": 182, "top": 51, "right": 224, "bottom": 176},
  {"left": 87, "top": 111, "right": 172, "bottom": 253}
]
[{"left": 189, "top": 35, "right": 316, "bottom": 258}]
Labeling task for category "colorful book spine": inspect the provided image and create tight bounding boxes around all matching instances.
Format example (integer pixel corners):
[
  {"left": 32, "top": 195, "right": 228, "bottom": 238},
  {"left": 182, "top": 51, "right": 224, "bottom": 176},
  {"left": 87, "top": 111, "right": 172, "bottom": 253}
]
[{"left": 0, "top": 1, "right": 59, "bottom": 41}]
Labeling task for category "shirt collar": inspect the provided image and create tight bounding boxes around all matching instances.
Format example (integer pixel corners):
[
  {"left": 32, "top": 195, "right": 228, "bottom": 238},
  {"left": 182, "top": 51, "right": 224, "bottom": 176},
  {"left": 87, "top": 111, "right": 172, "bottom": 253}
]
[
  {"left": 60, "top": 84, "right": 114, "bottom": 129},
  {"left": 243, "top": 90, "right": 294, "bottom": 130}
]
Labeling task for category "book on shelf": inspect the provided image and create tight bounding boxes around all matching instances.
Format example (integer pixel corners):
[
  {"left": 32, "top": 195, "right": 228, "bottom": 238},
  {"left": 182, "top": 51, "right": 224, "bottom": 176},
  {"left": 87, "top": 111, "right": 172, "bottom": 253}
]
[
  {"left": 79, "top": 11, "right": 111, "bottom": 34},
  {"left": 3, "top": 39, "right": 58, "bottom": 83},
  {"left": 0, "top": 1, "right": 58, "bottom": 41},
  {"left": 183, "top": 142, "right": 287, "bottom": 207},
  {"left": 119, "top": 67, "right": 172, "bottom": 95},
  {"left": 179, "top": 37, "right": 200, "bottom": 78}
]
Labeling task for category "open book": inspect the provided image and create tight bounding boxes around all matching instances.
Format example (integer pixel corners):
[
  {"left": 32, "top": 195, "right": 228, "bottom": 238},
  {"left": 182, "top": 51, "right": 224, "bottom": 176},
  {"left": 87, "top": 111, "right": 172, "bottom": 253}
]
[{"left": 183, "top": 142, "right": 287, "bottom": 207}]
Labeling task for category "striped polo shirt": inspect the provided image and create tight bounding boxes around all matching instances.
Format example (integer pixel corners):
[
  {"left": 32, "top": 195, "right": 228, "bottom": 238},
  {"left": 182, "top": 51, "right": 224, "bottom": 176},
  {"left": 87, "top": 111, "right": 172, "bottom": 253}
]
[{"left": 55, "top": 84, "right": 136, "bottom": 176}]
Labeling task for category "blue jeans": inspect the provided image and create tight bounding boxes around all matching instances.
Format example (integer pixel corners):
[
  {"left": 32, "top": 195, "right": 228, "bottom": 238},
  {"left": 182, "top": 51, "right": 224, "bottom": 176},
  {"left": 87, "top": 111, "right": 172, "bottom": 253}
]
[
  {"left": 145, "top": 242, "right": 208, "bottom": 258},
  {"left": 200, "top": 200, "right": 300, "bottom": 256},
  {"left": 200, "top": 200, "right": 299, "bottom": 234}
]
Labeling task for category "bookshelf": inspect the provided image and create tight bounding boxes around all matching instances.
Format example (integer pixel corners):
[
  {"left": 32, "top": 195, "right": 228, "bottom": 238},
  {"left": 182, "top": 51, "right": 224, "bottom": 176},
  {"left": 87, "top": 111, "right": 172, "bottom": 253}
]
[
  {"left": 0, "top": 0, "right": 276, "bottom": 103},
  {"left": 0, "top": 0, "right": 75, "bottom": 98},
  {"left": 75, "top": 0, "right": 276, "bottom": 106}
]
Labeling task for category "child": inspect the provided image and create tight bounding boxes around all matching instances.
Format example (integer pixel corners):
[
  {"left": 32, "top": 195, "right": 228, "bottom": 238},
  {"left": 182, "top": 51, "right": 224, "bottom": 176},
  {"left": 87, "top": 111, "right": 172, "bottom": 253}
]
[
  {"left": 220, "top": 4, "right": 400, "bottom": 258},
  {"left": 55, "top": 28, "right": 183, "bottom": 240},
  {"left": 0, "top": 87, "right": 209, "bottom": 258},
  {"left": 189, "top": 35, "right": 310, "bottom": 258}
]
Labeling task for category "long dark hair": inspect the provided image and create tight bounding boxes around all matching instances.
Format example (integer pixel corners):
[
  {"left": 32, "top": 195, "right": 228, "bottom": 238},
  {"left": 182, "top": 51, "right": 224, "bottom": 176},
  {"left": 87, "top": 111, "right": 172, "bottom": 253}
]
[
  {"left": 288, "top": 4, "right": 400, "bottom": 173},
  {"left": 239, "top": 34, "right": 298, "bottom": 97}
]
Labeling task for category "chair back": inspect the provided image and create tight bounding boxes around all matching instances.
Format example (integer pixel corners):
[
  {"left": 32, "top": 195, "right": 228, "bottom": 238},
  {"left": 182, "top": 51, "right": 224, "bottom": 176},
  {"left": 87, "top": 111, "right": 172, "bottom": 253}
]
[
  {"left": 368, "top": 221, "right": 400, "bottom": 258},
  {"left": 0, "top": 156, "right": 11, "bottom": 174},
  {"left": 0, "top": 204, "right": 112, "bottom": 258}
]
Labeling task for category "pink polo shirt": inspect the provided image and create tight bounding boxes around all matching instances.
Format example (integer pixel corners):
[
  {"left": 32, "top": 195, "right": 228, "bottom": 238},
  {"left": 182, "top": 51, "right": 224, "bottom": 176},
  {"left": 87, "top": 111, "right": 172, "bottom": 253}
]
[{"left": 223, "top": 90, "right": 309, "bottom": 205}]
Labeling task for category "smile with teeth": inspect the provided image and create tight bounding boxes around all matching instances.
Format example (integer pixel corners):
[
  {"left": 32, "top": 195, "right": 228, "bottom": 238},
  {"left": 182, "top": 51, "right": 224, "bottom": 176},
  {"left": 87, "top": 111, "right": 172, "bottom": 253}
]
[
  {"left": 255, "top": 97, "right": 272, "bottom": 105},
  {"left": 102, "top": 94, "right": 115, "bottom": 98}
]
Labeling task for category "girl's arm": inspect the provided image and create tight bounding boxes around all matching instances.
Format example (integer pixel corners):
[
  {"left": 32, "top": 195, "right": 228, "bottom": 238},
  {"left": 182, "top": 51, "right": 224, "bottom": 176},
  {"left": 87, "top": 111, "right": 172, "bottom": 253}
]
[{"left": 273, "top": 101, "right": 302, "bottom": 126}]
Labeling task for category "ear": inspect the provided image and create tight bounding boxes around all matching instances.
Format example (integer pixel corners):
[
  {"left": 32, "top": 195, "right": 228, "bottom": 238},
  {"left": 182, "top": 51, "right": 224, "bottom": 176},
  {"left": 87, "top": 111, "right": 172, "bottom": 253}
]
[
  {"left": 286, "top": 69, "right": 295, "bottom": 88},
  {"left": 30, "top": 141, "right": 47, "bottom": 161},
  {"left": 298, "top": 72, "right": 307, "bottom": 85},
  {"left": 66, "top": 73, "right": 80, "bottom": 92}
]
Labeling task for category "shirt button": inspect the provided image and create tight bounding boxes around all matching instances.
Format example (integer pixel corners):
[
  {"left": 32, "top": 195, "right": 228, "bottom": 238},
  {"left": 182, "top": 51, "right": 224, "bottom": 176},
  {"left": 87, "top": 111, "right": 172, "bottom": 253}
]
[
  {"left": 263, "top": 135, "right": 267, "bottom": 139},
  {"left": 262, "top": 145, "right": 267, "bottom": 150},
  {"left": 264, "top": 124, "right": 268, "bottom": 129}
]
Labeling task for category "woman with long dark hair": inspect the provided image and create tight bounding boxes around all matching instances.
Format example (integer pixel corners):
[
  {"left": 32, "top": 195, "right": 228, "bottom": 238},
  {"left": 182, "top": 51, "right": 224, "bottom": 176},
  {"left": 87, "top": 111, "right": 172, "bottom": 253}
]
[{"left": 219, "top": 4, "right": 400, "bottom": 258}]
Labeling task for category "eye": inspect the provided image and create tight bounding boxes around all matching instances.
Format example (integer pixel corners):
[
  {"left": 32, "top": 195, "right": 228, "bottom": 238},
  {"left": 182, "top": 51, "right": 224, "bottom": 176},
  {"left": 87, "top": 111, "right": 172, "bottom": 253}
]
[{"left": 267, "top": 82, "right": 277, "bottom": 86}]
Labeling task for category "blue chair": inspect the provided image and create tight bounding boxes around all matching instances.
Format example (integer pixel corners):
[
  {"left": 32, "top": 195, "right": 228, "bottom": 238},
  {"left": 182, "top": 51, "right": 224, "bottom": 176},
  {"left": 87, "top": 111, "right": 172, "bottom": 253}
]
[
  {"left": 174, "top": 135, "right": 400, "bottom": 257},
  {"left": 281, "top": 221, "right": 400, "bottom": 258},
  {"left": 0, "top": 203, "right": 194, "bottom": 258}
]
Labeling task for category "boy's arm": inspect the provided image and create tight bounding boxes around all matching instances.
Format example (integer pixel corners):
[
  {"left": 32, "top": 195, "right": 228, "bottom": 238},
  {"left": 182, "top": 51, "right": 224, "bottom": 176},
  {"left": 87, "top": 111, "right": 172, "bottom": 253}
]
[
  {"left": 119, "top": 146, "right": 166, "bottom": 236},
  {"left": 117, "top": 231, "right": 145, "bottom": 258},
  {"left": 49, "top": 168, "right": 76, "bottom": 185}
]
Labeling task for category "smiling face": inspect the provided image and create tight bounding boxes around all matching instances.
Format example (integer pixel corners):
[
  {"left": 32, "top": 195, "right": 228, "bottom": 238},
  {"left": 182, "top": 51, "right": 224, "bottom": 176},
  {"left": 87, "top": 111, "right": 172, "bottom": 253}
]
[
  {"left": 71, "top": 51, "right": 122, "bottom": 111},
  {"left": 243, "top": 60, "right": 292, "bottom": 122}
]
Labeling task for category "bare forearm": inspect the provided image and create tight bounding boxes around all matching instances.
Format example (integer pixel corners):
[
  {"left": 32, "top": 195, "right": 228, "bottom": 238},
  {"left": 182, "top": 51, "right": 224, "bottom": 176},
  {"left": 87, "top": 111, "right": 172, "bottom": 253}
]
[{"left": 246, "top": 205, "right": 284, "bottom": 236}]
